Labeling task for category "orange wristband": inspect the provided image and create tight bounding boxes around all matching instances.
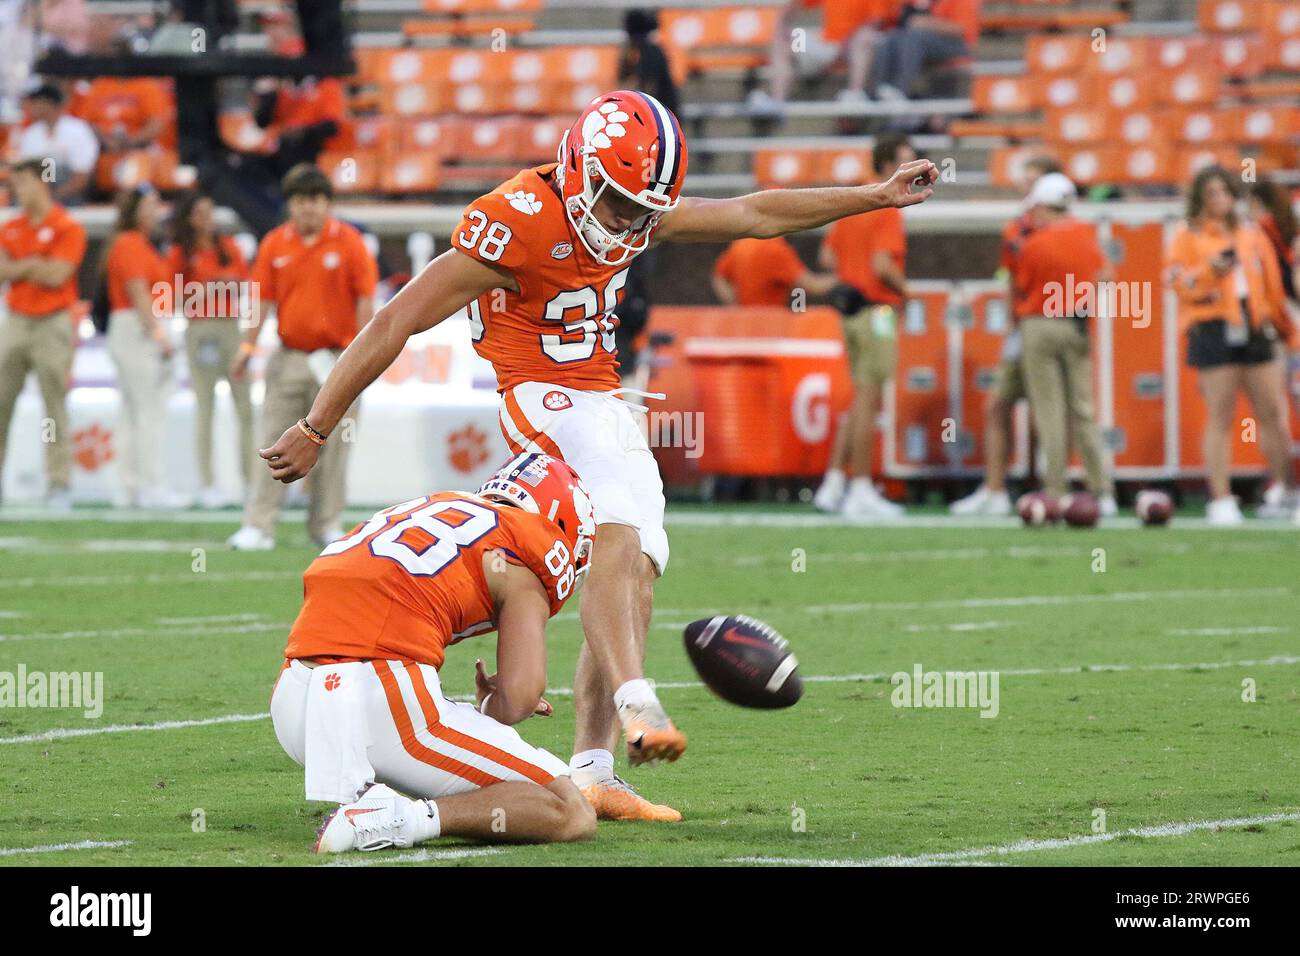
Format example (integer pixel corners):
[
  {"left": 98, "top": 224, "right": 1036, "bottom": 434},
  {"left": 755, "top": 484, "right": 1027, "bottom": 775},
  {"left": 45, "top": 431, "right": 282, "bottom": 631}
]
[{"left": 297, "top": 418, "right": 327, "bottom": 446}]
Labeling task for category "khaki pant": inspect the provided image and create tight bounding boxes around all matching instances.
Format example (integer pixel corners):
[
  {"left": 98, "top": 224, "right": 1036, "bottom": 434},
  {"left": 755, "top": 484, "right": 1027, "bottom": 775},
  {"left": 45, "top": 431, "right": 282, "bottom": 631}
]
[
  {"left": 843, "top": 305, "right": 899, "bottom": 388},
  {"left": 0, "top": 307, "right": 75, "bottom": 492},
  {"left": 244, "top": 346, "right": 358, "bottom": 540},
  {"left": 107, "top": 308, "right": 170, "bottom": 499},
  {"left": 1020, "top": 317, "right": 1113, "bottom": 498},
  {"left": 185, "top": 318, "right": 254, "bottom": 487}
]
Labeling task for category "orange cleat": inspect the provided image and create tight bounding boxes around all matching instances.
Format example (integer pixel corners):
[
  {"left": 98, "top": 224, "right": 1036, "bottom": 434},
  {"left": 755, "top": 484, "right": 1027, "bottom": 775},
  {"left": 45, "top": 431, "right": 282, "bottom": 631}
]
[
  {"left": 618, "top": 700, "right": 688, "bottom": 766},
  {"left": 580, "top": 775, "right": 682, "bottom": 822}
]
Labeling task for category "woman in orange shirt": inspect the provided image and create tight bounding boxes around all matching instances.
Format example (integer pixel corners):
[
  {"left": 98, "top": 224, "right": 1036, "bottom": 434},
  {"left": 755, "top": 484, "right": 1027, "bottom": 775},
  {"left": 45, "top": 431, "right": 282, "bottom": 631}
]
[
  {"left": 1165, "top": 166, "right": 1295, "bottom": 526},
  {"left": 103, "top": 185, "right": 174, "bottom": 508},
  {"left": 170, "top": 191, "right": 254, "bottom": 508}
]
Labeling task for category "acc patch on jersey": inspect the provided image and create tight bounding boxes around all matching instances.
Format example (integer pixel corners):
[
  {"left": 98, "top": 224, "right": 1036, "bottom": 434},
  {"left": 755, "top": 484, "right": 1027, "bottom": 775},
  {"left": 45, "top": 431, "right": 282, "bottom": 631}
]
[
  {"left": 549, "top": 241, "right": 573, "bottom": 260},
  {"left": 543, "top": 390, "right": 573, "bottom": 411}
]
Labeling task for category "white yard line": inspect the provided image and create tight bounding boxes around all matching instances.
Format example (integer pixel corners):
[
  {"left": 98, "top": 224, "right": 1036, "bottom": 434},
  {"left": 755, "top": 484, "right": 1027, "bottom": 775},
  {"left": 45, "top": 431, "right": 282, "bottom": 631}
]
[
  {"left": 0, "top": 712, "right": 270, "bottom": 745},
  {"left": 0, "top": 839, "right": 132, "bottom": 857},
  {"left": 616, "top": 585, "right": 1294, "bottom": 628},
  {"left": 325, "top": 847, "right": 501, "bottom": 866},
  {"left": 155, "top": 613, "right": 264, "bottom": 625},
  {"left": 0, "top": 621, "right": 289, "bottom": 643},
  {"left": 731, "top": 811, "right": 1300, "bottom": 867},
  {"left": 6, "top": 655, "right": 1296, "bottom": 746},
  {"left": 0, "top": 570, "right": 297, "bottom": 590}
]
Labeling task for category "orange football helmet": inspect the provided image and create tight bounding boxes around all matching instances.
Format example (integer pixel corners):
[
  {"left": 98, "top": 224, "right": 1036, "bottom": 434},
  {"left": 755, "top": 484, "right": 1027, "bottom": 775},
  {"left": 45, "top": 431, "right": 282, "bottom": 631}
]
[
  {"left": 556, "top": 89, "right": 688, "bottom": 266},
  {"left": 478, "top": 453, "right": 596, "bottom": 573}
]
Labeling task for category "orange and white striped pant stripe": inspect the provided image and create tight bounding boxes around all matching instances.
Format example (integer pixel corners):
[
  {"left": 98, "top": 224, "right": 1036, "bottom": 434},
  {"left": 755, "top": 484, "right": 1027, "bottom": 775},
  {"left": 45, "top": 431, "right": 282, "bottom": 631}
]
[{"left": 271, "top": 658, "right": 568, "bottom": 801}]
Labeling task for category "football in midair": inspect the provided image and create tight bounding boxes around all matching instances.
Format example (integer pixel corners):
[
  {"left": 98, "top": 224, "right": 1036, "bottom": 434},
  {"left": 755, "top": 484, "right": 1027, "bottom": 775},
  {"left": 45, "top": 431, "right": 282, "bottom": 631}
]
[{"left": 683, "top": 615, "right": 802, "bottom": 709}]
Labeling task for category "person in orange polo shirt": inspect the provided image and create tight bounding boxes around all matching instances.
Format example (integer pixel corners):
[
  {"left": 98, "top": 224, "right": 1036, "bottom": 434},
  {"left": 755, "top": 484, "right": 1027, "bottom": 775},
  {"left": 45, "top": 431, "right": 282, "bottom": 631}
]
[
  {"left": 1015, "top": 173, "right": 1115, "bottom": 509},
  {"left": 1166, "top": 166, "right": 1294, "bottom": 526},
  {"left": 169, "top": 190, "right": 254, "bottom": 509},
  {"left": 227, "top": 164, "right": 378, "bottom": 549},
  {"left": 102, "top": 185, "right": 174, "bottom": 508},
  {"left": 0, "top": 158, "right": 87, "bottom": 509},
  {"left": 710, "top": 236, "right": 837, "bottom": 307},
  {"left": 812, "top": 133, "right": 914, "bottom": 518},
  {"left": 951, "top": 155, "right": 1062, "bottom": 516}
]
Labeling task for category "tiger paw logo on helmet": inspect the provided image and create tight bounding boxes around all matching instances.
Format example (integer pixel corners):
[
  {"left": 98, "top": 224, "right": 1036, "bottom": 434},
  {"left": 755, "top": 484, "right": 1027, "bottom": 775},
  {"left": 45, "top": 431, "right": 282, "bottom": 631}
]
[
  {"left": 505, "top": 190, "right": 543, "bottom": 216},
  {"left": 581, "top": 102, "right": 630, "bottom": 149},
  {"left": 543, "top": 390, "right": 573, "bottom": 411}
]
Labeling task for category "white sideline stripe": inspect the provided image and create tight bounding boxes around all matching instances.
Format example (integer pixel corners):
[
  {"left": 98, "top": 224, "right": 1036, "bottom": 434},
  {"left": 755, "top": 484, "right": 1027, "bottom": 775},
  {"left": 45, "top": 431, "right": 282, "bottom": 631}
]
[
  {"left": 0, "top": 621, "right": 289, "bottom": 643},
  {"left": 0, "top": 712, "right": 270, "bottom": 745},
  {"left": 325, "top": 847, "right": 502, "bottom": 867},
  {"left": 10, "top": 654, "right": 1297, "bottom": 745},
  {"left": 156, "top": 612, "right": 264, "bottom": 625},
  {"left": 0, "top": 839, "right": 133, "bottom": 858},
  {"left": 0, "top": 570, "right": 297, "bottom": 590},
  {"left": 730, "top": 811, "right": 1300, "bottom": 867}
]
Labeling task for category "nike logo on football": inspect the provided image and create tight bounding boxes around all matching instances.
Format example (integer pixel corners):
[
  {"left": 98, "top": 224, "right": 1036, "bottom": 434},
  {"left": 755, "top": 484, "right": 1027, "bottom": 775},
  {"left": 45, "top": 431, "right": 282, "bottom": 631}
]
[{"left": 722, "top": 627, "right": 771, "bottom": 650}]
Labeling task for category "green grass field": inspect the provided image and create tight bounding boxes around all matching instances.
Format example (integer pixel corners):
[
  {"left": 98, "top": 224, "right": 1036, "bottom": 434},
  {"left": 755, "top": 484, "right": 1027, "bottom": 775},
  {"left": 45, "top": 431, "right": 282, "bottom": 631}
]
[{"left": 2, "top": 506, "right": 1298, "bottom": 866}]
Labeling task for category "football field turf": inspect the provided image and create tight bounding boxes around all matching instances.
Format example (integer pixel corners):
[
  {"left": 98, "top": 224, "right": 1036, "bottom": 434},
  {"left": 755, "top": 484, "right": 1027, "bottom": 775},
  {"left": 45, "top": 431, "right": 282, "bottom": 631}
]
[{"left": 2, "top": 506, "right": 1297, "bottom": 867}]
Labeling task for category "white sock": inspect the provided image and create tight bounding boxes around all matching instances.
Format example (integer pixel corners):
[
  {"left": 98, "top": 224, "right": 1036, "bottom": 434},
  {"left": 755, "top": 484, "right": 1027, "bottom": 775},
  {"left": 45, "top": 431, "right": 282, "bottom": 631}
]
[
  {"left": 411, "top": 798, "right": 441, "bottom": 843},
  {"left": 569, "top": 749, "right": 615, "bottom": 786},
  {"left": 823, "top": 468, "right": 846, "bottom": 488}
]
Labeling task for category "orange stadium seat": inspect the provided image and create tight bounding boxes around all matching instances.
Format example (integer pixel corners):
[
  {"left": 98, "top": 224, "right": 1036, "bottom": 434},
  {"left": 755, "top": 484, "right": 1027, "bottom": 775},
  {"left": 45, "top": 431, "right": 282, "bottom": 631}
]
[
  {"left": 1150, "top": 36, "right": 1214, "bottom": 70},
  {"left": 1216, "top": 35, "right": 1267, "bottom": 77},
  {"left": 381, "top": 154, "right": 442, "bottom": 193},
  {"left": 318, "top": 150, "right": 382, "bottom": 193},
  {"left": 1097, "top": 74, "right": 1153, "bottom": 111},
  {"left": 1025, "top": 34, "right": 1091, "bottom": 74},
  {"left": 988, "top": 146, "right": 1055, "bottom": 189},
  {"left": 1114, "top": 109, "right": 1161, "bottom": 145},
  {"left": 819, "top": 149, "right": 873, "bottom": 185},
  {"left": 1093, "top": 36, "right": 1148, "bottom": 73},
  {"left": 1229, "top": 105, "right": 1297, "bottom": 143},
  {"left": 753, "top": 149, "right": 820, "bottom": 188},
  {"left": 1198, "top": 0, "right": 1264, "bottom": 33},
  {"left": 379, "top": 82, "right": 447, "bottom": 117},
  {"left": 1043, "top": 107, "right": 1109, "bottom": 145},
  {"left": 1039, "top": 74, "right": 1098, "bottom": 110},
  {"left": 1156, "top": 67, "right": 1220, "bottom": 105},
  {"left": 947, "top": 118, "right": 1043, "bottom": 140},
  {"left": 1163, "top": 107, "right": 1232, "bottom": 145},
  {"left": 972, "top": 75, "right": 1035, "bottom": 113},
  {"left": 660, "top": 7, "right": 782, "bottom": 77},
  {"left": 399, "top": 117, "right": 463, "bottom": 158}
]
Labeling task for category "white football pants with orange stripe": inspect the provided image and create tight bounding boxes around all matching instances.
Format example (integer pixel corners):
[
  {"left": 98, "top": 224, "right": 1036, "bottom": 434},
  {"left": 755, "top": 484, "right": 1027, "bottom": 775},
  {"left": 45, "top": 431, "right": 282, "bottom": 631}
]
[
  {"left": 498, "top": 381, "right": 670, "bottom": 573},
  {"left": 271, "top": 658, "right": 569, "bottom": 804}
]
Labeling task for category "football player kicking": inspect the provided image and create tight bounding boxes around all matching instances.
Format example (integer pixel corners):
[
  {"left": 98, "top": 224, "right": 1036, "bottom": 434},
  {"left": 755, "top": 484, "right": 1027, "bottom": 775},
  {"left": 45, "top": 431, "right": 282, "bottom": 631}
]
[
  {"left": 271, "top": 454, "right": 598, "bottom": 851},
  {"left": 261, "top": 89, "right": 938, "bottom": 822}
]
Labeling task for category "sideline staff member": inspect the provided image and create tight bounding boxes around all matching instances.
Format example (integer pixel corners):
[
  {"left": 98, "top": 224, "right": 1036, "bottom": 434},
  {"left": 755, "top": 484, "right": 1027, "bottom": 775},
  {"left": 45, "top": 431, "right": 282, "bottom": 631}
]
[
  {"left": 0, "top": 158, "right": 87, "bottom": 509},
  {"left": 227, "top": 164, "right": 378, "bottom": 549}
]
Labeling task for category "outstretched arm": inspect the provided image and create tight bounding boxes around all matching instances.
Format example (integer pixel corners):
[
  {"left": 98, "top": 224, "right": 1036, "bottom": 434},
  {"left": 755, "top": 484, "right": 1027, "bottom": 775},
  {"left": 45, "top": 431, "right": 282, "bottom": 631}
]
[
  {"left": 655, "top": 158, "right": 938, "bottom": 244},
  {"left": 259, "top": 248, "right": 512, "bottom": 482}
]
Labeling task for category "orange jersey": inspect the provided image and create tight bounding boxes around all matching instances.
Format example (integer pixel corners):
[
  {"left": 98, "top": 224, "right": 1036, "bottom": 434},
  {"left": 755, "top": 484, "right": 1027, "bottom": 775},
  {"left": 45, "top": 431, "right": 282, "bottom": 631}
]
[
  {"left": 453, "top": 164, "right": 637, "bottom": 393},
  {"left": 284, "top": 492, "right": 578, "bottom": 669}
]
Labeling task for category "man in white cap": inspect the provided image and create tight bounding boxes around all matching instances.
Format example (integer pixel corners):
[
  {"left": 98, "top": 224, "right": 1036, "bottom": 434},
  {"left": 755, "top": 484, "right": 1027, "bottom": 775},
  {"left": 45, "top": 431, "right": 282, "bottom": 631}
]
[{"left": 1012, "top": 172, "right": 1116, "bottom": 512}]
